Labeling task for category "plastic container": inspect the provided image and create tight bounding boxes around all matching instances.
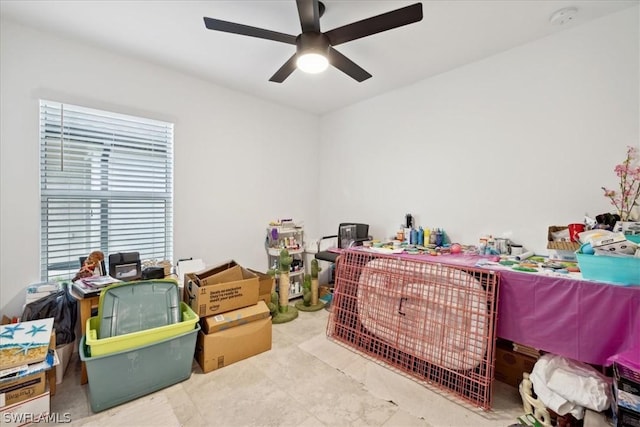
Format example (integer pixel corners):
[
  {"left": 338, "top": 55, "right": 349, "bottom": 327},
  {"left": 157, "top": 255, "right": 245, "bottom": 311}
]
[
  {"left": 576, "top": 244, "right": 640, "bottom": 286},
  {"left": 627, "top": 235, "right": 640, "bottom": 244},
  {"left": 87, "top": 302, "right": 198, "bottom": 356},
  {"left": 80, "top": 324, "right": 199, "bottom": 413},
  {"left": 98, "top": 279, "right": 180, "bottom": 338}
]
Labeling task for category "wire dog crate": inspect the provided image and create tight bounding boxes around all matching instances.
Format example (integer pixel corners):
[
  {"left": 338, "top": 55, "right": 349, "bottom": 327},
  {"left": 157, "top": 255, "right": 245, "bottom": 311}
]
[{"left": 326, "top": 249, "right": 500, "bottom": 410}]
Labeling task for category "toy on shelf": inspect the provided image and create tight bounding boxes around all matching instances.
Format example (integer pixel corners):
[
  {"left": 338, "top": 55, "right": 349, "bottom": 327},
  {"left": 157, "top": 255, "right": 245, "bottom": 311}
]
[
  {"left": 295, "top": 261, "right": 324, "bottom": 312},
  {"left": 72, "top": 250, "right": 104, "bottom": 282}
]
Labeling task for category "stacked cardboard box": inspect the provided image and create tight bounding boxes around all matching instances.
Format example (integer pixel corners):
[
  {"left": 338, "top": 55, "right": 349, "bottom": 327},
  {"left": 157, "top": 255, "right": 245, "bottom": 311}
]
[
  {"left": 494, "top": 340, "right": 539, "bottom": 388},
  {"left": 186, "top": 261, "right": 273, "bottom": 373}
]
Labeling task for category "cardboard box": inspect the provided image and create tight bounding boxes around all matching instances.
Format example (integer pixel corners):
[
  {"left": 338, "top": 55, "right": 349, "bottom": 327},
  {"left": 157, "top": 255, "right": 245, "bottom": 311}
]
[
  {"left": 547, "top": 226, "right": 581, "bottom": 251},
  {"left": 494, "top": 346, "right": 538, "bottom": 388},
  {"left": 201, "top": 301, "right": 270, "bottom": 334},
  {"left": 185, "top": 261, "right": 259, "bottom": 317},
  {"left": 0, "top": 391, "right": 50, "bottom": 426},
  {"left": 195, "top": 317, "right": 272, "bottom": 373},
  {"left": 248, "top": 269, "right": 274, "bottom": 306},
  {"left": 0, "top": 372, "right": 46, "bottom": 408}
]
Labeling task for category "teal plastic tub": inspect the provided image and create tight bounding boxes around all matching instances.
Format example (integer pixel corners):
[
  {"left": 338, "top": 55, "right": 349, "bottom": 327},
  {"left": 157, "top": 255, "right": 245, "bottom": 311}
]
[
  {"left": 576, "top": 245, "right": 640, "bottom": 286},
  {"left": 80, "top": 324, "right": 199, "bottom": 412}
]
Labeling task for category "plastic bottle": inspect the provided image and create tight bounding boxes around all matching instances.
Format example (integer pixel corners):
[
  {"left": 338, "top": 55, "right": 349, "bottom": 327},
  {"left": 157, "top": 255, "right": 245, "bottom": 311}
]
[
  {"left": 424, "top": 228, "right": 431, "bottom": 246},
  {"left": 418, "top": 227, "right": 424, "bottom": 246},
  {"left": 435, "top": 229, "right": 444, "bottom": 246},
  {"left": 410, "top": 228, "right": 418, "bottom": 245},
  {"left": 429, "top": 228, "right": 437, "bottom": 245}
]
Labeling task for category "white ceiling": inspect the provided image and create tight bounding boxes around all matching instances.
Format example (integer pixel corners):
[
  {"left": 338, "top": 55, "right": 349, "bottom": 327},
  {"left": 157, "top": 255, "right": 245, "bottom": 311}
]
[{"left": 1, "top": 0, "right": 638, "bottom": 115}]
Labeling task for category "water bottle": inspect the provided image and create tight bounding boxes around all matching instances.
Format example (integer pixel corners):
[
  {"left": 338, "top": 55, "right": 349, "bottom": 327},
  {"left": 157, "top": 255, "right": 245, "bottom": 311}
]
[
  {"left": 418, "top": 227, "right": 424, "bottom": 246},
  {"left": 410, "top": 228, "right": 418, "bottom": 245}
]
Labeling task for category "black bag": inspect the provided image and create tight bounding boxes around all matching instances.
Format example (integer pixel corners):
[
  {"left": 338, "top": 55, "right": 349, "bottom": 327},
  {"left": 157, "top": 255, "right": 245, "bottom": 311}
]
[{"left": 21, "top": 282, "right": 77, "bottom": 346}]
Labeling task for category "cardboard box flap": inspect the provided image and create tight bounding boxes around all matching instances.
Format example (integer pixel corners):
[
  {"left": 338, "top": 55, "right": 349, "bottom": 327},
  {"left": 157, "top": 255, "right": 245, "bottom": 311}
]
[
  {"left": 195, "top": 260, "right": 241, "bottom": 286},
  {"left": 247, "top": 269, "right": 274, "bottom": 296},
  {"left": 185, "top": 261, "right": 260, "bottom": 317}
]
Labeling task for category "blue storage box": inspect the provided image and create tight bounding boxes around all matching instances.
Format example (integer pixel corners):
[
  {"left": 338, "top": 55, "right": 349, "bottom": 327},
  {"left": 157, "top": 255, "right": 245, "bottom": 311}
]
[
  {"left": 576, "top": 245, "right": 640, "bottom": 286},
  {"left": 80, "top": 324, "right": 199, "bottom": 412}
]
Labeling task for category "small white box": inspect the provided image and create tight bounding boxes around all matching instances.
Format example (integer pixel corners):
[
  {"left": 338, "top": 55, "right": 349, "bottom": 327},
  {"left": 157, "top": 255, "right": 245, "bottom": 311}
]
[
  {"left": 547, "top": 249, "right": 577, "bottom": 262},
  {"left": 0, "top": 391, "right": 50, "bottom": 427}
]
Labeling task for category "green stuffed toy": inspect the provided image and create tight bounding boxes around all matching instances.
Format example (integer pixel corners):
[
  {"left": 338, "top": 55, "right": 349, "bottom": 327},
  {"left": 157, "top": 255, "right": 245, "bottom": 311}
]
[{"left": 302, "top": 274, "right": 312, "bottom": 306}]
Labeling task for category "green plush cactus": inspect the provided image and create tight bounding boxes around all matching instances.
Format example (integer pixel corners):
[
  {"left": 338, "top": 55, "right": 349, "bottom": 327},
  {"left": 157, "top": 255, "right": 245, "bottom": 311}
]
[
  {"left": 302, "top": 274, "right": 312, "bottom": 306},
  {"left": 268, "top": 291, "right": 279, "bottom": 317},
  {"left": 311, "top": 259, "right": 321, "bottom": 279},
  {"left": 279, "top": 248, "right": 293, "bottom": 272}
]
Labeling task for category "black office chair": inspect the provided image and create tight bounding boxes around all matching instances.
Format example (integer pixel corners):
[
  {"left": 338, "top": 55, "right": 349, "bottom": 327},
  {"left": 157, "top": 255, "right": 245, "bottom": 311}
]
[{"left": 315, "top": 222, "right": 369, "bottom": 284}]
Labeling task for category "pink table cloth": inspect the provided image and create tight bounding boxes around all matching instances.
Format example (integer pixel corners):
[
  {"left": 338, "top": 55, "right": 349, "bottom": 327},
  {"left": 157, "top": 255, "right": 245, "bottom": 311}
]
[{"left": 336, "top": 248, "right": 640, "bottom": 366}]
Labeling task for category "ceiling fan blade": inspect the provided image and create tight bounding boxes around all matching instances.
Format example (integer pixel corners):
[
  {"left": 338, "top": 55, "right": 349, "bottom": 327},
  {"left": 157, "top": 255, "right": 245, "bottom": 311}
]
[
  {"left": 324, "top": 3, "right": 423, "bottom": 47},
  {"left": 269, "top": 54, "right": 298, "bottom": 83},
  {"left": 296, "top": 0, "right": 321, "bottom": 33},
  {"left": 327, "top": 47, "right": 372, "bottom": 82},
  {"left": 203, "top": 17, "right": 297, "bottom": 45}
]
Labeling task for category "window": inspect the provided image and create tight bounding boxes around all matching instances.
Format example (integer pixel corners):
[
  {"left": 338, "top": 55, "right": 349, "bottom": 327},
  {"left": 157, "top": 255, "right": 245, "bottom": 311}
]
[{"left": 39, "top": 100, "right": 173, "bottom": 281}]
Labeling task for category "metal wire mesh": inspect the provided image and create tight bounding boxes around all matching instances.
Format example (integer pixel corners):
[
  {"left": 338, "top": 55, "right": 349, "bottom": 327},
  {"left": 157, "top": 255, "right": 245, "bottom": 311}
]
[{"left": 327, "top": 249, "right": 500, "bottom": 410}]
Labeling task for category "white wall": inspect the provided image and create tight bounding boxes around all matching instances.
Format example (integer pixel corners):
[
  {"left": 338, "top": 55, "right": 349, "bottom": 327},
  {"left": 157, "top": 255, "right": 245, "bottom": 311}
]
[
  {"left": 0, "top": 19, "right": 320, "bottom": 317},
  {"left": 317, "top": 7, "right": 639, "bottom": 253},
  {"left": 1, "top": 7, "right": 638, "bottom": 317}
]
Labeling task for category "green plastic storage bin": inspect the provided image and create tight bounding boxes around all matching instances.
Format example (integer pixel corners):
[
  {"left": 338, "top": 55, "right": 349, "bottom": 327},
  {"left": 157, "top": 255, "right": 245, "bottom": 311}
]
[
  {"left": 80, "top": 323, "right": 199, "bottom": 413},
  {"left": 98, "top": 279, "right": 180, "bottom": 338},
  {"left": 86, "top": 302, "right": 198, "bottom": 356}
]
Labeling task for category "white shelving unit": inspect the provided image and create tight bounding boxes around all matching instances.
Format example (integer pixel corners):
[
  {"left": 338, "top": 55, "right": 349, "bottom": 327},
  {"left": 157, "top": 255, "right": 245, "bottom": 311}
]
[{"left": 266, "top": 223, "right": 305, "bottom": 300}]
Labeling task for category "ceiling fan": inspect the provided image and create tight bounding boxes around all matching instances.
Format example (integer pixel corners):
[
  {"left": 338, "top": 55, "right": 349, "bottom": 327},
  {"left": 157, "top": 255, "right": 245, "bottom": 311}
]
[{"left": 203, "top": 0, "right": 423, "bottom": 83}]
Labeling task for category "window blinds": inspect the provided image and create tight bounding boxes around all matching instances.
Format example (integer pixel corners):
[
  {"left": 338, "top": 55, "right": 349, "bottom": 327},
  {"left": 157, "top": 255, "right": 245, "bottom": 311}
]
[{"left": 39, "top": 100, "right": 174, "bottom": 281}]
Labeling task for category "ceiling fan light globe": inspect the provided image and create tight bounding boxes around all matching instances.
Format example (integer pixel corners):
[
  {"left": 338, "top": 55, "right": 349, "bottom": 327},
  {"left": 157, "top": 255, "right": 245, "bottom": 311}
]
[{"left": 296, "top": 53, "right": 329, "bottom": 74}]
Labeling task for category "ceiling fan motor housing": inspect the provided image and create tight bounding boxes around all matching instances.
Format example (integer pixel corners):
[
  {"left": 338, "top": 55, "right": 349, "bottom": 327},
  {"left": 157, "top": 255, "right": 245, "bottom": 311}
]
[{"left": 296, "top": 32, "right": 330, "bottom": 57}]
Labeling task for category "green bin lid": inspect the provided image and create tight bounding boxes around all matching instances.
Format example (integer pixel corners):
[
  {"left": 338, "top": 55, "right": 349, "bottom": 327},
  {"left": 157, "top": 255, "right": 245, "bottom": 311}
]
[{"left": 98, "top": 279, "right": 180, "bottom": 338}]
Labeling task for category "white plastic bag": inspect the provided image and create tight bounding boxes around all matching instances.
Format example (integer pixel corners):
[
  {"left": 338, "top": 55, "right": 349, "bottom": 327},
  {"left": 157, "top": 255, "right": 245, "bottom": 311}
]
[{"left": 529, "top": 354, "right": 611, "bottom": 420}]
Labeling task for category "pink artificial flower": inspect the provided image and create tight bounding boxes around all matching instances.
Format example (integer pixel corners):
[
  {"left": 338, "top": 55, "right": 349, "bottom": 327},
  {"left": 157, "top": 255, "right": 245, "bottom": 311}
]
[{"left": 602, "top": 146, "right": 640, "bottom": 221}]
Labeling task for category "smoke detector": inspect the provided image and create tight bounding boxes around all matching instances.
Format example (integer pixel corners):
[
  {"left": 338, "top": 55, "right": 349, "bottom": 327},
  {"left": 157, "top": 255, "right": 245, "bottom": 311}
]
[{"left": 549, "top": 7, "right": 578, "bottom": 25}]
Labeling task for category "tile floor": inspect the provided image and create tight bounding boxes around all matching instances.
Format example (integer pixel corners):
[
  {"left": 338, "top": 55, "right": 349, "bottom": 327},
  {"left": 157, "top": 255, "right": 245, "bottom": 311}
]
[{"left": 46, "top": 308, "right": 525, "bottom": 426}]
